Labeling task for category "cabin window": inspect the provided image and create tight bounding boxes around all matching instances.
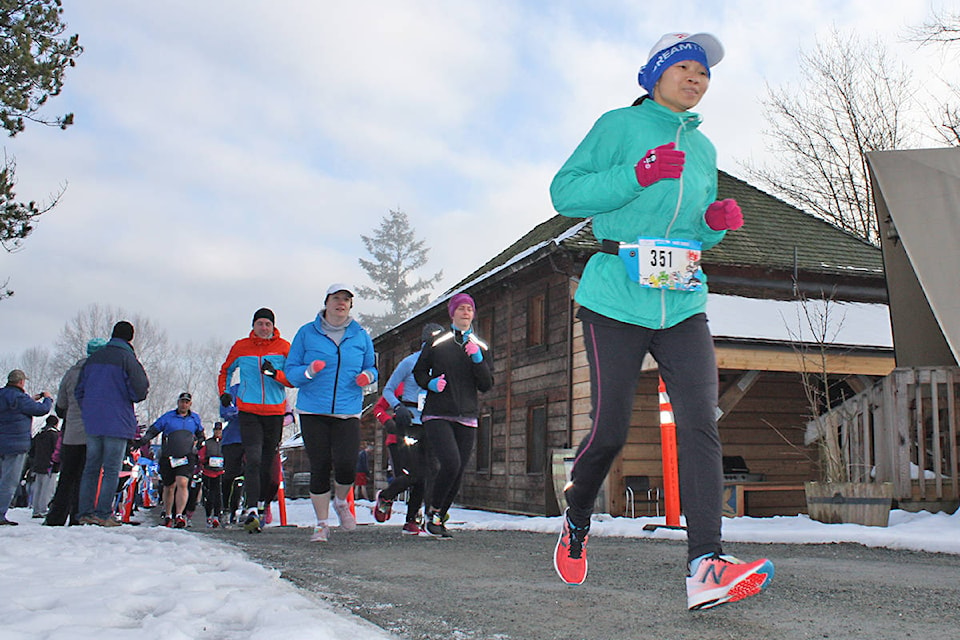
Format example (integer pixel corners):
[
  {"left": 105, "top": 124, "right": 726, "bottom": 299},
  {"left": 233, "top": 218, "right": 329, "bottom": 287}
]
[
  {"left": 476, "top": 410, "right": 492, "bottom": 472},
  {"left": 477, "top": 312, "right": 494, "bottom": 360},
  {"left": 527, "top": 292, "right": 546, "bottom": 347},
  {"left": 526, "top": 403, "right": 547, "bottom": 473}
]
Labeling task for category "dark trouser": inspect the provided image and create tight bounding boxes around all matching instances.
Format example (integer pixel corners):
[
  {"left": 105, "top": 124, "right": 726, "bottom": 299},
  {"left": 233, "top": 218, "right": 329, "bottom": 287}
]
[
  {"left": 44, "top": 444, "right": 86, "bottom": 526},
  {"left": 381, "top": 424, "right": 428, "bottom": 522},
  {"left": 238, "top": 412, "right": 283, "bottom": 509},
  {"left": 203, "top": 474, "right": 223, "bottom": 517},
  {"left": 220, "top": 443, "right": 245, "bottom": 516},
  {"left": 423, "top": 419, "right": 475, "bottom": 516},
  {"left": 299, "top": 414, "right": 359, "bottom": 494},
  {"left": 568, "top": 309, "right": 723, "bottom": 564}
]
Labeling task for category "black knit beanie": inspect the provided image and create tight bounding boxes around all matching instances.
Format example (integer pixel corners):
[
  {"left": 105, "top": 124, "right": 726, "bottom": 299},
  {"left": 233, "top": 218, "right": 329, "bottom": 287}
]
[{"left": 252, "top": 307, "right": 275, "bottom": 326}]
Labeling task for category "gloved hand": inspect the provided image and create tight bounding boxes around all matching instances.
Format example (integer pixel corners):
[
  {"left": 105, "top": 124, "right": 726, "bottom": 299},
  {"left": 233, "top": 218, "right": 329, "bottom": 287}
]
[
  {"left": 304, "top": 360, "right": 326, "bottom": 379},
  {"left": 219, "top": 393, "right": 232, "bottom": 407},
  {"left": 464, "top": 340, "right": 483, "bottom": 363},
  {"left": 428, "top": 374, "right": 447, "bottom": 392},
  {"left": 383, "top": 418, "right": 398, "bottom": 436},
  {"left": 634, "top": 142, "right": 685, "bottom": 187},
  {"left": 704, "top": 198, "right": 743, "bottom": 231},
  {"left": 394, "top": 404, "right": 413, "bottom": 431},
  {"left": 260, "top": 360, "right": 276, "bottom": 377},
  {"left": 356, "top": 371, "right": 373, "bottom": 387}
]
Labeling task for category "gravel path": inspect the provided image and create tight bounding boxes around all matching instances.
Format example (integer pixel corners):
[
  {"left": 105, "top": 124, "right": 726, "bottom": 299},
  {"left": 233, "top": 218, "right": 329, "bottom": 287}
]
[{"left": 203, "top": 521, "right": 960, "bottom": 640}]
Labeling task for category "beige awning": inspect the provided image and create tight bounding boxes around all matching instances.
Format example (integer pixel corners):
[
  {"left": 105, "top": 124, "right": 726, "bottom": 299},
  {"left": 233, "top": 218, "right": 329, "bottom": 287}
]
[{"left": 868, "top": 148, "right": 960, "bottom": 367}]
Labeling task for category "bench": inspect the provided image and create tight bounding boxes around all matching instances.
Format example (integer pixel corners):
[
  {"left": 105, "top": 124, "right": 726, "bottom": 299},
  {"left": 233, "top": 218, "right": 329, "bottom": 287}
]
[{"left": 722, "top": 482, "right": 805, "bottom": 518}]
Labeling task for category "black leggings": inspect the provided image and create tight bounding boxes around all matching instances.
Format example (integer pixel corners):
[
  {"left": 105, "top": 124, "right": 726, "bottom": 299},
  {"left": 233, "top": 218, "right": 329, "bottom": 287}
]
[
  {"left": 299, "top": 414, "right": 359, "bottom": 495},
  {"left": 220, "top": 443, "right": 245, "bottom": 514},
  {"left": 238, "top": 412, "right": 283, "bottom": 508},
  {"left": 44, "top": 444, "right": 85, "bottom": 526},
  {"left": 203, "top": 475, "right": 223, "bottom": 517},
  {"left": 568, "top": 309, "right": 723, "bottom": 563},
  {"left": 423, "top": 419, "right": 475, "bottom": 516},
  {"left": 381, "top": 425, "right": 428, "bottom": 522}
]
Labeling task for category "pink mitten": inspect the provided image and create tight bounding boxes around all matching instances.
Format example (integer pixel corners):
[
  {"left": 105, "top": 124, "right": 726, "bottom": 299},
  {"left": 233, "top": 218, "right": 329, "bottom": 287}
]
[
  {"left": 305, "top": 360, "right": 325, "bottom": 379},
  {"left": 634, "top": 142, "right": 685, "bottom": 187},
  {"left": 429, "top": 374, "right": 447, "bottom": 392},
  {"left": 704, "top": 199, "right": 743, "bottom": 231},
  {"left": 356, "top": 371, "right": 373, "bottom": 387}
]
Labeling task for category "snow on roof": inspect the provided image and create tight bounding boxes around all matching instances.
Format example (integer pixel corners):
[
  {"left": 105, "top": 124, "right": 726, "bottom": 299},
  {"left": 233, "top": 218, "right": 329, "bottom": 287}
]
[{"left": 708, "top": 294, "right": 892, "bottom": 348}]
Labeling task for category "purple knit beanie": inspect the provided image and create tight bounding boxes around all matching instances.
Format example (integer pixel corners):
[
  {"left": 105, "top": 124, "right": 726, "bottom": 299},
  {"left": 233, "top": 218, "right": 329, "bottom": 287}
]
[{"left": 447, "top": 293, "right": 476, "bottom": 318}]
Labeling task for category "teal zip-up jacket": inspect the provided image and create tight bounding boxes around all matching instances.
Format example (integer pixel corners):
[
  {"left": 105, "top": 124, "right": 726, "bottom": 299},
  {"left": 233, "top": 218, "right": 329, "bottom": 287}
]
[{"left": 550, "top": 98, "right": 727, "bottom": 329}]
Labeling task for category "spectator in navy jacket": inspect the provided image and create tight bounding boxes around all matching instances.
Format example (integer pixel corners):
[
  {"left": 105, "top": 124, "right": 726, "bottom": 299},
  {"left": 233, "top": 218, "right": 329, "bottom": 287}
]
[
  {"left": 0, "top": 369, "right": 53, "bottom": 525},
  {"left": 75, "top": 321, "right": 150, "bottom": 527},
  {"left": 44, "top": 337, "right": 109, "bottom": 526}
]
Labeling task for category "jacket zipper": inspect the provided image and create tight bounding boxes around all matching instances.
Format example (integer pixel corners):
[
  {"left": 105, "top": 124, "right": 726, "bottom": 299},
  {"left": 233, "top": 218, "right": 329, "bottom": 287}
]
[{"left": 661, "top": 120, "right": 687, "bottom": 329}]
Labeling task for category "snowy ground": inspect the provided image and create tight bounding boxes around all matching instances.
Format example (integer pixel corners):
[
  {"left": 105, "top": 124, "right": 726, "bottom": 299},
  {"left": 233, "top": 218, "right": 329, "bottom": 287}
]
[{"left": 2, "top": 499, "right": 958, "bottom": 639}]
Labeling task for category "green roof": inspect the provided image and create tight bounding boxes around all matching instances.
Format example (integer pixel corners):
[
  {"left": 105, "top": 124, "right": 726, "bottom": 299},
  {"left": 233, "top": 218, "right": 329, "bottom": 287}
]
[{"left": 452, "top": 170, "right": 883, "bottom": 290}]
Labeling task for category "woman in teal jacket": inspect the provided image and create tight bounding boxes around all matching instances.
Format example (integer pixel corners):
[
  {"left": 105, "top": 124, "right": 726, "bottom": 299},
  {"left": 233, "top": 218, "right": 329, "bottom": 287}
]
[
  {"left": 285, "top": 283, "right": 377, "bottom": 542},
  {"left": 550, "top": 32, "right": 773, "bottom": 611}
]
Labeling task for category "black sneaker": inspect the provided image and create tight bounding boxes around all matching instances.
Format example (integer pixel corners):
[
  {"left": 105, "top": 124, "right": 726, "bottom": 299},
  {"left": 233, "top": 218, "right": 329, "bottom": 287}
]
[
  {"left": 425, "top": 511, "right": 452, "bottom": 538},
  {"left": 243, "top": 510, "right": 262, "bottom": 533}
]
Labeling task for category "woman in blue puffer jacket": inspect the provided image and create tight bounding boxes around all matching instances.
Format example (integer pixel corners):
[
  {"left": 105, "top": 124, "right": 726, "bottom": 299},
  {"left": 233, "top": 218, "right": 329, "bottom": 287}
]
[{"left": 285, "top": 283, "right": 377, "bottom": 543}]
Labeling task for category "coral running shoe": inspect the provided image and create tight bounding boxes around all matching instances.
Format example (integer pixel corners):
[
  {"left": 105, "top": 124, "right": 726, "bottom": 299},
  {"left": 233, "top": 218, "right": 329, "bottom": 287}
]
[
  {"left": 554, "top": 510, "right": 589, "bottom": 585},
  {"left": 686, "top": 553, "right": 774, "bottom": 610},
  {"left": 310, "top": 524, "right": 330, "bottom": 542},
  {"left": 373, "top": 490, "right": 393, "bottom": 523},
  {"left": 333, "top": 498, "right": 357, "bottom": 531}
]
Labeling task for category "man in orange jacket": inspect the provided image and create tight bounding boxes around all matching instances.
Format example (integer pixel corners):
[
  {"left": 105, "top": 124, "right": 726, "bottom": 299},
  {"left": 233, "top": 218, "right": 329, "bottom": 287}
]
[{"left": 218, "top": 308, "right": 291, "bottom": 532}]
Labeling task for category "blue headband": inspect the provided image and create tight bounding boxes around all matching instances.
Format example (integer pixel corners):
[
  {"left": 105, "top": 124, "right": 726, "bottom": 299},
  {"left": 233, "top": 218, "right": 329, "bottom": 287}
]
[{"left": 638, "top": 41, "right": 710, "bottom": 93}]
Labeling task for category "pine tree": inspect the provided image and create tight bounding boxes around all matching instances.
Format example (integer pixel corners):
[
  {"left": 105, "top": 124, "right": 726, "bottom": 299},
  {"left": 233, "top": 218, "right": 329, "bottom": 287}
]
[
  {"left": 1, "top": 0, "right": 82, "bottom": 298},
  {"left": 357, "top": 209, "right": 442, "bottom": 336}
]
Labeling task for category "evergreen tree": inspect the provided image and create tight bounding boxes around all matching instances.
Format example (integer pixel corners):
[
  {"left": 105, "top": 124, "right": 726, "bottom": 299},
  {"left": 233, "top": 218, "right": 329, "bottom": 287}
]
[
  {"left": 357, "top": 209, "right": 442, "bottom": 336},
  {"left": 1, "top": 0, "right": 82, "bottom": 298}
]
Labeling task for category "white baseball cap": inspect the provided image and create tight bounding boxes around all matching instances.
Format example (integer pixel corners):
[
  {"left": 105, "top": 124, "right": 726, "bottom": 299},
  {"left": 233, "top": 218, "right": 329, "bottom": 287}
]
[
  {"left": 325, "top": 283, "right": 355, "bottom": 298},
  {"left": 646, "top": 32, "right": 724, "bottom": 67}
]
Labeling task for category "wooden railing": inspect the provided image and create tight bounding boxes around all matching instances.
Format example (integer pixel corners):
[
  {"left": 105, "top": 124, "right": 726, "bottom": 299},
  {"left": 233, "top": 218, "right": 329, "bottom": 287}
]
[{"left": 812, "top": 367, "right": 960, "bottom": 501}]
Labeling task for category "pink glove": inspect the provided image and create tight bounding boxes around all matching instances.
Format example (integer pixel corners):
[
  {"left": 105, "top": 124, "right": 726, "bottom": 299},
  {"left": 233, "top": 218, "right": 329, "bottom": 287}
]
[
  {"left": 634, "top": 142, "right": 685, "bottom": 187},
  {"left": 464, "top": 340, "right": 483, "bottom": 363},
  {"left": 428, "top": 374, "right": 447, "bottom": 392},
  {"left": 356, "top": 371, "right": 373, "bottom": 387},
  {"left": 305, "top": 360, "right": 325, "bottom": 379},
  {"left": 704, "top": 198, "right": 743, "bottom": 231}
]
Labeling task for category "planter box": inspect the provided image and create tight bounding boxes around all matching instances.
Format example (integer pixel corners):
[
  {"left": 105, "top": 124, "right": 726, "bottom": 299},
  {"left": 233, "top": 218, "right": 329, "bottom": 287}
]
[{"left": 804, "top": 481, "right": 894, "bottom": 527}]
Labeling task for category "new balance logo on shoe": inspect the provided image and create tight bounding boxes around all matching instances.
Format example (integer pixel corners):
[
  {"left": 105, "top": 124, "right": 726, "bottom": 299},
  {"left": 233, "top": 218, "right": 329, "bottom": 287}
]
[{"left": 686, "top": 553, "right": 774, "bottom": 610}]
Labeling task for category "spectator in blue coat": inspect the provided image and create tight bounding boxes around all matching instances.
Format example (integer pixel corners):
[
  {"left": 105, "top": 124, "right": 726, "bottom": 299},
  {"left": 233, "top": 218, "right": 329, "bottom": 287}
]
[
  {"left": 0, "top": 369, "right": 53, "bottom": 526},
  {"left": 75, "top": 321, "right": 150, "bottom": 527},
  {"left": 285, "top": 283, "right": 377, "bottom": 542}
]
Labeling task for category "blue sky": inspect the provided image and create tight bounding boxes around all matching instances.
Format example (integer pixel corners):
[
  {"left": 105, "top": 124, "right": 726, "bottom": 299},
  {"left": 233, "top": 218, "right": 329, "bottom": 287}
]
[{"left": 0, "top": 0, "right": 952, "bottom": 354}]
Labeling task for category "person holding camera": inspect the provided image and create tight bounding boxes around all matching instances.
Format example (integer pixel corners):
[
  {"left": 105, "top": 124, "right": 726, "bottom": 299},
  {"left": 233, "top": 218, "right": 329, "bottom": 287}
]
[
  {"left": 217, "top": 308, "right": 292, "bottom": 532},
  {"left": 0, "top": 369, "right": 53, "bottom": 526}
]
